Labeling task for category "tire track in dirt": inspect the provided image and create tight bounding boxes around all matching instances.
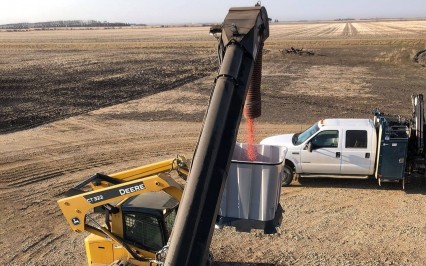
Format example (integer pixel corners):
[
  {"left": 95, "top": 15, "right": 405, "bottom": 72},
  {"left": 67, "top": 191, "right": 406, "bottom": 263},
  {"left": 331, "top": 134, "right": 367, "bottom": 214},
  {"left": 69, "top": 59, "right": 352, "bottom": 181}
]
[
  {"left": 342, "top": 22, "right": 359, "bottom": 36},
  {"left": 275, "top": 24, "right": 328, "bottom": 39},
  {"left": 3, "top": 147, "right": 179, "bottom": 189},
  {"left": 342, "top": 23, "right": 351, "bottom": 36},
  {"left": 1, "top": 183, "right": 76, "bottom": 265},
  {"left": 0, "top": 138, "right": 194, "bottom": 200},
  {"left": 0, "top": 118, "right": 202, "bottom": 266},
  {"left": 0, "top": 124, "right": 197, "bottom": 188},
  {"left": 315, "top": 24, "right": 340, "bottom": 37},
  {"left": 349, "top": 23, "right": 359, "bottom": 35}
]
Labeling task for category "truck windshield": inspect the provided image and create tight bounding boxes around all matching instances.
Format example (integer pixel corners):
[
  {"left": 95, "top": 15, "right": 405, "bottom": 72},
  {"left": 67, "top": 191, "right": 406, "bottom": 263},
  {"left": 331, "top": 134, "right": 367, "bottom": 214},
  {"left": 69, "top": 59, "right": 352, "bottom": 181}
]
[{"left": 295, "top": 122, "right": 320, "bottom": 145}]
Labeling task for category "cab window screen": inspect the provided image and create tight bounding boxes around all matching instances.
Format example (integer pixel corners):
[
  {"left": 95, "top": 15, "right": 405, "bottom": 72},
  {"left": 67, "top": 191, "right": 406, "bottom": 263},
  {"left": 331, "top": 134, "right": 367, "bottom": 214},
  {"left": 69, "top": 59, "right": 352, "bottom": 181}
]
[
  {"left": 124, "top": 213, "right": 163, "bottom": 251},
  {"left": 164, "top": 209, "right": 177, "bottom": 237},
  {"left": 346, "top": 130, "right": 367, "bottom": 148}
]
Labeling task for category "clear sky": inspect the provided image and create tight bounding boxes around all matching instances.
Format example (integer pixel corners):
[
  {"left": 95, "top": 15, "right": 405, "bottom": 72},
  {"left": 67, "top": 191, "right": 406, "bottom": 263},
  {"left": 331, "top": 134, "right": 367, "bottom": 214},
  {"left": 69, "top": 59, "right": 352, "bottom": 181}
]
[{"left": 1, "top": 0, "right": 426, "bottom": 25}]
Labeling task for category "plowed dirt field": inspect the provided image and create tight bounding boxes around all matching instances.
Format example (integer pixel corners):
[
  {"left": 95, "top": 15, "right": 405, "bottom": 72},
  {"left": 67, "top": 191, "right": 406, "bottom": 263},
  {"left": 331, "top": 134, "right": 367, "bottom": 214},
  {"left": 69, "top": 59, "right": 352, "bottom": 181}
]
[{"left": 1, "top": 20, "right": 426, "bottom": 265}]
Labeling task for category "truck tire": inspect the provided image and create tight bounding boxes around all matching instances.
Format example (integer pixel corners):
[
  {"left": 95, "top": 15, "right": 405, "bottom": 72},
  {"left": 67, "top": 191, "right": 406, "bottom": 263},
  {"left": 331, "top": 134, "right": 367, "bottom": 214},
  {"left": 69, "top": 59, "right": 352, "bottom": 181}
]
[{"left": 282, "top": 164, "right": 294, "bottom": 186}]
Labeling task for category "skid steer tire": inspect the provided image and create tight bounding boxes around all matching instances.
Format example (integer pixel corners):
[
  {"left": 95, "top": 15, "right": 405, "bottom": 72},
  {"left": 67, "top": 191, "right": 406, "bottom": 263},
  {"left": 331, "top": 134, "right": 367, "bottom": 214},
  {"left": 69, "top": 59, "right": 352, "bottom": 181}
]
[{"left": 109, "top": 260, "right": 134, "bottom": 266}]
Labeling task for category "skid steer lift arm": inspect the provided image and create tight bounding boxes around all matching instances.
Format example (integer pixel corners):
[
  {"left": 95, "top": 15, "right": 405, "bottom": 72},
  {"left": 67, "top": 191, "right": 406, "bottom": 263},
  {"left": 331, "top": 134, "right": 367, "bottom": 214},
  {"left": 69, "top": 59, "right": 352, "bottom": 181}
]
[
  {"left": 58, "top": 173, "right": 183, "bottom": 234},
  {"left": 165, "top": 5, "right": 269, "bottom": 266},
  {"left": 58, "top": 156, "right": 188, "bottom": 264},
  {"left": 65, "top": 155, "right": 189, "bottom": 194},
  {"left": 58, "top": 156, "right": 188, "bottom": 232}
]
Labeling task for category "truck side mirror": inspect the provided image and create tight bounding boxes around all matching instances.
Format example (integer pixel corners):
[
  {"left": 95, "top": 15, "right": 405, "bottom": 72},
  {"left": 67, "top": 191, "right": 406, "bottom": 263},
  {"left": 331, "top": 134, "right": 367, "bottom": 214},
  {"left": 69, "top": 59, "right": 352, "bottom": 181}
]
[{"left": 306, "top": 142, "right": 313, "bottom": 153}]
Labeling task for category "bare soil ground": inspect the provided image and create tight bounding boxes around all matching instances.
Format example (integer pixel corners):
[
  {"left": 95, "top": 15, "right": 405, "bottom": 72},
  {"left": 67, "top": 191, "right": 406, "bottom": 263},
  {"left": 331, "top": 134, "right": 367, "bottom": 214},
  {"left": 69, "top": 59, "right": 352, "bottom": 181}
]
[
  {"left": 0, "top": 27, "right": 216, "bottom": 134},
  {"left": 1, "top": 21, "right": 426, "bottom": 265}
]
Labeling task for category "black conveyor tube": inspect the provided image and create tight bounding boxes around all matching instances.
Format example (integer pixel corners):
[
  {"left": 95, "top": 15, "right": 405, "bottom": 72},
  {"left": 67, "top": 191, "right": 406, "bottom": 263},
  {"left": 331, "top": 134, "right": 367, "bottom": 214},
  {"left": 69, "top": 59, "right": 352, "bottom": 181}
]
[
  {"left": 165, "top": 6, "right": 269, "bottom": 266},
  {"left": 165, "top": 44, "right": 254, "bottom": 266}
]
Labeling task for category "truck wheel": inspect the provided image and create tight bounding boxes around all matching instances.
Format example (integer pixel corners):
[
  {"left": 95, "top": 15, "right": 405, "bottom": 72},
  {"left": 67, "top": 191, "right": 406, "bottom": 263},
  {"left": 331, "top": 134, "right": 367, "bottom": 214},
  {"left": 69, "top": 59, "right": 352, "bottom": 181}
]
[{"left": 282, "top": 165, "right": 294, "bottom": 186}]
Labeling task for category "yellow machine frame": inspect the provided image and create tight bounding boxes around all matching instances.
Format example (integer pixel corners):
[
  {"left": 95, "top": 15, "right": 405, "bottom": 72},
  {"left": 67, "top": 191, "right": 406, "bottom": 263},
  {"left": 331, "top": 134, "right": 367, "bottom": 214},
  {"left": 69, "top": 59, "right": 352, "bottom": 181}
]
[{"left": 57, "top": 156, "right": 188, "bottom": 265}]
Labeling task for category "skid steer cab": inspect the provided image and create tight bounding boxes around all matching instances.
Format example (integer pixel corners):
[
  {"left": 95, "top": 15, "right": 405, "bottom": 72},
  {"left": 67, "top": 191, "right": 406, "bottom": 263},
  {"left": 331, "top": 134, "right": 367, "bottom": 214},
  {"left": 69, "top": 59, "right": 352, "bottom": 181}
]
[{"left": 57, "top": 156, "right": 188, "bottom": 266}]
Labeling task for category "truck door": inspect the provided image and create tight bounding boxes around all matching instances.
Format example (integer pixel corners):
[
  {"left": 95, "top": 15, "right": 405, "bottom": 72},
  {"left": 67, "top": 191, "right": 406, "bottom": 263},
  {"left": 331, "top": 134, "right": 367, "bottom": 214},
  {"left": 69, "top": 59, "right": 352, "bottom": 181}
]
[
  {"left": 300, "top": 130, "right": 342, "bottom": 174},
  {"left": 340, "top": 130, "right": 372, "bottom": 175}
]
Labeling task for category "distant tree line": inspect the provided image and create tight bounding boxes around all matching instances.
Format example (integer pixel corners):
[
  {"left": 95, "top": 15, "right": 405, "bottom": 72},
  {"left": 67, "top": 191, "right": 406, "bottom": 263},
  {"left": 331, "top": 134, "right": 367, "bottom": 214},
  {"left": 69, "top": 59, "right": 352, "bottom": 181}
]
[
  {"left": 0, "top": 20, "right": 132, "bottom": 29},
  {"left": 334, "top": 18, "right": 355, "bottom": 21}
]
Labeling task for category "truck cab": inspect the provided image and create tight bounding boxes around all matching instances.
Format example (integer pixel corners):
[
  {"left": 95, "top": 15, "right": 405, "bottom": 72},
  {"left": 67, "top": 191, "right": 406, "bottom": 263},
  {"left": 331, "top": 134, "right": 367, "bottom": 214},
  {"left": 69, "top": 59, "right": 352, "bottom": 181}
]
[{"left": 261, "top": 119, "right": 378, "bottom": 185}]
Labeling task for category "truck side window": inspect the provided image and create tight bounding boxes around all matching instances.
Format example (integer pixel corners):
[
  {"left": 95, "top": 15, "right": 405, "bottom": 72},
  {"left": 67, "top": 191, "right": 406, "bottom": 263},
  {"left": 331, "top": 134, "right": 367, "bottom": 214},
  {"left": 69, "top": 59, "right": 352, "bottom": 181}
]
[
  {"left": 311, "top": 130, "right": 339, "bottom": 148},
  {"left": 345, "top": 130, "right": 367, "bottom": 148}
]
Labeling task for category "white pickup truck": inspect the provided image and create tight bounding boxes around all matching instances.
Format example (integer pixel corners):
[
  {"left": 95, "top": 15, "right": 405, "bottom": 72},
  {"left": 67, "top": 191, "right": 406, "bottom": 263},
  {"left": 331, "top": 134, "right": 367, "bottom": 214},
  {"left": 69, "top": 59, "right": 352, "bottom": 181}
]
[
  {"left": 260, "top": 97, "right": 425, "bottom": 187},
  {"left": 261, "top": 119, "right": 380, "bottom": 185}
]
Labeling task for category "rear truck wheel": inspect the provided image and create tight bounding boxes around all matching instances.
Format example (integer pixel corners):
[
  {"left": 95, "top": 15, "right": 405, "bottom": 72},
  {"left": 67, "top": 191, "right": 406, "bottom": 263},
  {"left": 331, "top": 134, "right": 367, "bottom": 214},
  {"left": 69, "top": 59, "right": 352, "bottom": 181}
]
[{"left": 282, "top": 164, "right": 294, "bottom": 186}]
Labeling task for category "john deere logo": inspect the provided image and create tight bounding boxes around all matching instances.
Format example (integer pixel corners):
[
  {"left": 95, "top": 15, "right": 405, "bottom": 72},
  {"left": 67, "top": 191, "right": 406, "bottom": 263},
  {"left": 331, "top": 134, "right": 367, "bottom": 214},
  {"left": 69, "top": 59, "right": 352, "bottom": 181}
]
[{"left": 71, "top": 217, "right": 80, "bottom": 225}]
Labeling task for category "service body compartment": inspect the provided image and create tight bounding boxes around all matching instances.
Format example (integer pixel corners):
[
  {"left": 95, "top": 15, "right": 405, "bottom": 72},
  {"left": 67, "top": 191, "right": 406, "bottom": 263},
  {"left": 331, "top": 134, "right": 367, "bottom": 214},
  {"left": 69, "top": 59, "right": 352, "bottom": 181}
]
[
  {"left": 375, "top": 116, "right": 409, "bottom": 182},
  {"left": 217, "top": 143, "right": 286, "bottom": 233}
]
